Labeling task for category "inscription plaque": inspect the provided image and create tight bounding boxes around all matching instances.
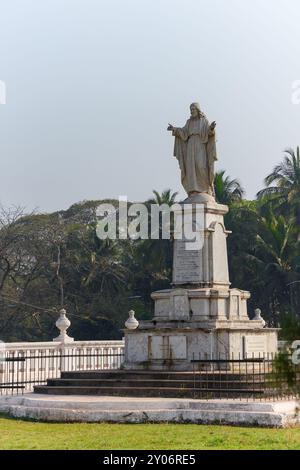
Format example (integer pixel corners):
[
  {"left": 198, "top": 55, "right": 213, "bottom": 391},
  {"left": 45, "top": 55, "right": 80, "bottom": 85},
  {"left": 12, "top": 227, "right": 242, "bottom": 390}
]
[
  {"left": 149, "top": 335, "right": 187, "bottom": 360},
  {"left": 173, "top": 240, "right": 203, "bottom": 284},
  {"left": 245, "top": 336, "right": 266, "bottom": 357}
]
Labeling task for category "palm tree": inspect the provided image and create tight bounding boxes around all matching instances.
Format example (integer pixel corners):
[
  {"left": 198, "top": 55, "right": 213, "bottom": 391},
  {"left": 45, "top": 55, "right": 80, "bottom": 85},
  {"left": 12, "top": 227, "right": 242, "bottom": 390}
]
[
  {"left": 257, "top": 147, "right": 300, "bottom": 239},
  {"left": 147, "top": 189, "right": 178, "bottom": 206},
  {"left": 242, "top": 208, "right": 299, "bottom": 325},
  {"left": 130, "top": 189, "right": 179, "bottom": 296},
  {"left": 66, "top": 227, "right": 128, "bottom": 297},
  {"left": 255, "top": 214, "right": 295, "bottom": 279},
  {"left": 214, "top": 170, "right": 244, "bottom": 205}
]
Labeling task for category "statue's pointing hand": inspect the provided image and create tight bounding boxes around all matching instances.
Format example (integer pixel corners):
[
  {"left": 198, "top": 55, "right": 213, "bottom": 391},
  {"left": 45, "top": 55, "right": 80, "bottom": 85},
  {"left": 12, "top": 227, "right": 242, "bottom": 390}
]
[
  {"left": 167, "top": 123, "right": 174, "bottom": 131},
  {"left": 210, "top": 121, "right": 216, "bottom": 131}
]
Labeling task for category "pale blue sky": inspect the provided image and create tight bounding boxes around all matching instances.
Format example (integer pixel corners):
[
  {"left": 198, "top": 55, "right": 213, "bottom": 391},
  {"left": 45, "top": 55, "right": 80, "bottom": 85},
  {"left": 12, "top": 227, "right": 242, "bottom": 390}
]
[{"left": 0, "top": 0, "right": 300, "bottom": 211}]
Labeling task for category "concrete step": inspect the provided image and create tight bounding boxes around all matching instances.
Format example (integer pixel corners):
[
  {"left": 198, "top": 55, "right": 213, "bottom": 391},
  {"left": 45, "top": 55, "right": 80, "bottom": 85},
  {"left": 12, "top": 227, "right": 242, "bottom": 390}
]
[
  {"left": 61, "top": 370, "right": 269, "bottom": 381},
  {"left": 0, "top": 394, "right": 282, "bottom": 411},
  {"left": 46, "top": 378, "right": 268, "bottom": 390},
  {"left": 34, "top": 385, "right": 265, "bottom": 398}
]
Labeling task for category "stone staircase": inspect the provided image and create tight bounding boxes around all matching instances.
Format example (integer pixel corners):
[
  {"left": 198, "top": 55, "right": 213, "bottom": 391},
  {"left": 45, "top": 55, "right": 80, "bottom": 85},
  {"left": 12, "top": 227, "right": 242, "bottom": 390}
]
[{"left": 34, "top": 369, "right": 271, "bottom": 398}]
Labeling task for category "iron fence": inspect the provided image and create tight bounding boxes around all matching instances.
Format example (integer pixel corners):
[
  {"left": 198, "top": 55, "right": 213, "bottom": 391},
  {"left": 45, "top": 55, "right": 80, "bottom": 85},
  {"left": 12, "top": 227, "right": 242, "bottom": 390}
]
[
  {"left": 1, "top": 350, "right": 299, "bottom": 401},
  {"left": 0, "top": 348, "right": 124, "bottom": 395},
  {"left": 191, "top": 353, "right": 300, "bottom": 401}
]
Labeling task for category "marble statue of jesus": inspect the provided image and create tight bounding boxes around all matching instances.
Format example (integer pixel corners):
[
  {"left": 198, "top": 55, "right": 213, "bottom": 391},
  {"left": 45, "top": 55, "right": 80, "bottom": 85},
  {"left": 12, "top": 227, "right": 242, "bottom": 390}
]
[{"left": 168, "top": 103, "right": 217, "bottom": 197}]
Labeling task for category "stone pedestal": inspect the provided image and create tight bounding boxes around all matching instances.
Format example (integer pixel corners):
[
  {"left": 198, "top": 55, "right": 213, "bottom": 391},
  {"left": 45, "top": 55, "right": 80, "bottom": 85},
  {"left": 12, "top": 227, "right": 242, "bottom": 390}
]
[
  {"left": 124, "top": 195, "right": 278, "bottom": 371},
  {"left": 172, "top": 194, "right": 230, "bottom": 288}
]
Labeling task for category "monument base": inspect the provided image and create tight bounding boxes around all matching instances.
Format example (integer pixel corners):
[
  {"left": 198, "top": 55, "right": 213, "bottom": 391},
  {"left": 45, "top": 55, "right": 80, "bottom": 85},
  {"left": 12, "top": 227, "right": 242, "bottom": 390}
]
[
  {"left": 124, "top": 196, "right": 279, "bottom": 370},
  {"left": 123, "top": 287, "right": 278, "bottom": 371},
  {"left": 124, "top": 328, "right": 278, "bottom": 371}
]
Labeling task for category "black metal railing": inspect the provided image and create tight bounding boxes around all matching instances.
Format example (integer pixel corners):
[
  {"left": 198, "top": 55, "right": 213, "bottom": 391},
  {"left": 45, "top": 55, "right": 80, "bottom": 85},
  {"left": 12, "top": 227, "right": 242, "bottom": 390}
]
[
  {"left": 1, "top": 350, "right": 299, "bottom": 401},
  {"left": 191, "top": 353, "right": 300, "bottom": 401},
  {"left": 0, "top": 349, "right": 124, "bottom": 395}
]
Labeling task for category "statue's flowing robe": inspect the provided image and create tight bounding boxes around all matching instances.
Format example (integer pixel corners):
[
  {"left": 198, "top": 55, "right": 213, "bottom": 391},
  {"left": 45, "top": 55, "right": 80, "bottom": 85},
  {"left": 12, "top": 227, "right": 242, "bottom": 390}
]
[{"left": 172, "top": 117, "right": 217, "bottom": 195}]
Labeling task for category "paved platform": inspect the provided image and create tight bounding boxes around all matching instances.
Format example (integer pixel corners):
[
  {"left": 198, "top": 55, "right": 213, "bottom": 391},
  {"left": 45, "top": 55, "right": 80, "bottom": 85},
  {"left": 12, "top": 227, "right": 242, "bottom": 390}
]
[{"left": 0, "top": 394, "right": 299, "bottom": 427}]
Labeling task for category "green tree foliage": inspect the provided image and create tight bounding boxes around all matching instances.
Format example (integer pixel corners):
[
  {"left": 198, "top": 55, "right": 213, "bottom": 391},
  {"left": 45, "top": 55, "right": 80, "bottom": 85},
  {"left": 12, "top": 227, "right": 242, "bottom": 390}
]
[
  {"left": 257, "top": 147, "right": 300, "bottom": 241},
  {"left": 214, "top": 170, "right": 244, "bottom": 205}
]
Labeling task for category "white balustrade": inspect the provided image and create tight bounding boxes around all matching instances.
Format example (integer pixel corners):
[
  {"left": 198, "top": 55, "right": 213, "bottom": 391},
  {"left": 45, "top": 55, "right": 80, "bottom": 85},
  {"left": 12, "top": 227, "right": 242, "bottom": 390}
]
[{"left": 0, "top": 339, "right": 125, "bottom": 394}]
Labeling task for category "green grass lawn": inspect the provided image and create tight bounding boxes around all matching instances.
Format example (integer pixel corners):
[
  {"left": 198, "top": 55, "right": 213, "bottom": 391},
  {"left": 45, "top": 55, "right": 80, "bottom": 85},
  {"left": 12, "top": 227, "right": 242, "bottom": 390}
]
[{"left": 0, "top": 415, "right": 300, "bottom": 450}]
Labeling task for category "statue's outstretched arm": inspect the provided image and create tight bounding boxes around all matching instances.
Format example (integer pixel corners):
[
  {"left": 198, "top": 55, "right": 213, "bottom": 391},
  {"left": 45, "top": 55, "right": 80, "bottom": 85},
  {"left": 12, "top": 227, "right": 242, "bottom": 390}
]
[{"left": 168, "top": 121, "right": 189, "bottom": 142}]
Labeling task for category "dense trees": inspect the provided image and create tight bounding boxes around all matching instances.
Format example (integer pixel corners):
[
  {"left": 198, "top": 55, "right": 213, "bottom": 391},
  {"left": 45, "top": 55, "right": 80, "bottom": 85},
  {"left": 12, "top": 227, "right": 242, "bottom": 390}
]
[{"left": 0, "top": 151, "right": 299, "bottom": 342}]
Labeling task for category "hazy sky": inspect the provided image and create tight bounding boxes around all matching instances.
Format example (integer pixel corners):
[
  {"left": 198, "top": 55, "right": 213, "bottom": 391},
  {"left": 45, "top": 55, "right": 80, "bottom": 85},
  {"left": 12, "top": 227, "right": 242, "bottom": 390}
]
[{"left": 0, "top": 0, "right": 300, "bottom": 212}]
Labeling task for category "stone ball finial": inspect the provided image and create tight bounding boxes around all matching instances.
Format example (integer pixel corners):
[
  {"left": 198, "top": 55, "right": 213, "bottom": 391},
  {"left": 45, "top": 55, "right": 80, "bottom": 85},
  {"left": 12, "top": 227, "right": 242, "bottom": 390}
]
[
  {"left": 253, "top": 308, "right": 266, "bottom": 327},
  {"left": 53, "top": 308, "right": 74, "bottom": 343},
  {"left": 125, "top": 310, "right": 139, "bottom": 330}
]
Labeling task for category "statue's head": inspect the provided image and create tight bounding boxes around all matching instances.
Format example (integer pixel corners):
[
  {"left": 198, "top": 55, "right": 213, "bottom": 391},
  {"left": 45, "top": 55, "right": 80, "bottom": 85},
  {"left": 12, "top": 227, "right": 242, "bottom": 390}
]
[{"left": 190, "top": 102, "right": 202, "bottom": 118}]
